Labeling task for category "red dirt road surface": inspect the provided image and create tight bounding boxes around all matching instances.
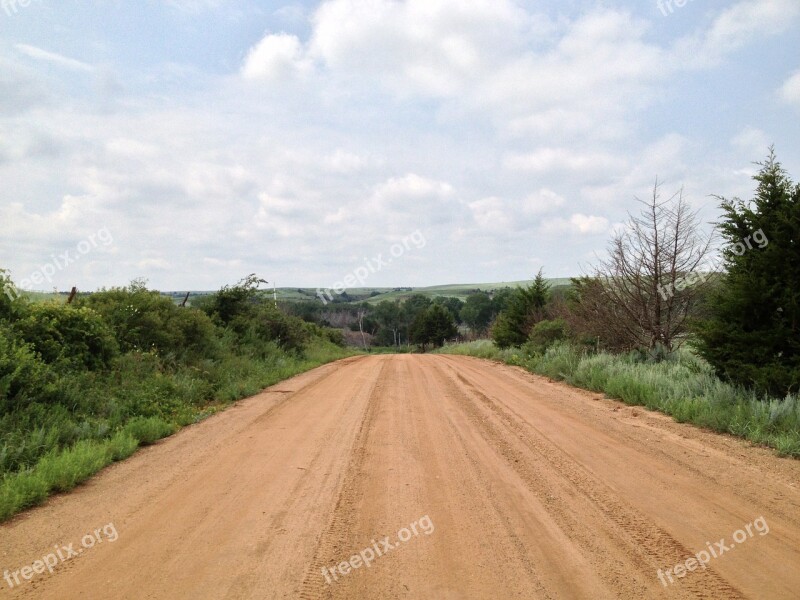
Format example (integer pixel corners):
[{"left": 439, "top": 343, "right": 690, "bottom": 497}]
[{"left": 2, "top": 355, "right": 799, "bottom": 599}]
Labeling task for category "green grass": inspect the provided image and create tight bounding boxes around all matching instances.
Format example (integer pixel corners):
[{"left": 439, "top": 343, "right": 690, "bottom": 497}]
[
  {"left": 438, "top": 340, "right": 800, "bottom": 458},
  {"left": 0, "top": 340, "right": 356, "bottom": 523}
]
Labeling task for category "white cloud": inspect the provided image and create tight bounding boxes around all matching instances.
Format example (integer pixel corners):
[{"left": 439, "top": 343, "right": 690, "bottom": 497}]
[
  {"left": 505, "top": 148, "right": 626, "bottom": 175},
  {"left": 307, "top": 0, "right": 532, "bottom": 97},
  {"left": 469, "top": 197, "right": 513, "bottom": 233},
  {"left": 241, "top": 33, "right": 312, "bottom": 80},
  {"left": 675, "top": 0, "right": 800, "bottom": 66},
  {"left": 540, "top": 213, "right": 610, "bottom": 236},
  {"left": 136, "top": 258, "right": 171, "bottom": 270},
  {"left": 780, "top": 71, "right": 800, "bottom": 107},
  {"left": 323, "top": 149, "right": 371, "bottom": 174},
  {"left": 732, "top": 127, "right": 770, "bottom": 154},
  {"left": 523, "top": 189, "right": 566, "bottom": 215},
  {"left": 14, "top": 44, "right": 93, "bottom": 72}
]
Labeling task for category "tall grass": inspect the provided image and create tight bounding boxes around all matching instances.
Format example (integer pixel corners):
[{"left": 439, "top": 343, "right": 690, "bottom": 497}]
[
  {"left": 0, "top": 341, "right": 354, "bottom": 522},
  {"left": 439, "top": 341, "right": 800, "bottom": 458}
]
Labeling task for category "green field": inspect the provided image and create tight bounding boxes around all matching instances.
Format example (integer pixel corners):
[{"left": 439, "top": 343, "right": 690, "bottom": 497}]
[{"left": 273, "top": 279, "right": 574, "bottom": 305}]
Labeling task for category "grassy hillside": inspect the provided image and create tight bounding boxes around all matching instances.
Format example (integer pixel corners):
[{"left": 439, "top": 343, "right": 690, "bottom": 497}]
[{"left": 270, "top": 279, "right": 574, "bottom": 305}]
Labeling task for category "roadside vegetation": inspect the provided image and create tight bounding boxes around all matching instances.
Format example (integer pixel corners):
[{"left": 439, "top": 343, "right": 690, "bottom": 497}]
[
  {"left": 440, "top": 152, "right": 800, "bottom": 458},
  {"left": 0, "top": 274, "right": 353, "bottom": 522}
]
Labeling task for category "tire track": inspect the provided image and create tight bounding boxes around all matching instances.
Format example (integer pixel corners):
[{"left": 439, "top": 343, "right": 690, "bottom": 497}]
[
  {"left": 297, "top": 359, "right": 388, "bottom": 600},
  {"left": 432, "top": 359, "right": 746, "bottom": 599}
]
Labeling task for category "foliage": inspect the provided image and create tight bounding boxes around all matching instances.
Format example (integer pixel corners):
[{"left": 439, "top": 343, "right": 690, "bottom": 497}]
[
  {"left": 461, "top": 292, "right": 494, "bottom": 334},
  {"left": 523, "top": 318, "right": 569, "bottom": 355},
  {"left": 0, "top": 324, "right": 59, "bottom": 414},
  {"left": 0, "top": 269, "right": 26, "bottom": 322},
  {"left": 77, "top": 281, "right": 218, "bottom": 361},
  {"left": 200, "top": 274, "right": 268, "bottom": 326},
  {"left": 492, "top": 271, "right": 550, "bottom": 348},
  {"left": 694, "top": 151, "right": 800, "bottom": 396},
  {"left": 433, "top": 296, "right": 463, "bottom": 324},
  {"left": 410, "top": 304, "right": 458, "bottom": 350},
  {"left": 14, "top": 304, "right": 118, "bottom": 371}
]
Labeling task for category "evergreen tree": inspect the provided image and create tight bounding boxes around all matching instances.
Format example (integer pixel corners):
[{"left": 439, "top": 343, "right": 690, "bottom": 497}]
[
  {"left": 492, "top": 271, "right": 550, "bottom": 348},
  {"left": 695, "top": 150, "right": 800, "bottom": 396},
  {"left": 411, "top": 304, "right": 457, "bottom": 351}
]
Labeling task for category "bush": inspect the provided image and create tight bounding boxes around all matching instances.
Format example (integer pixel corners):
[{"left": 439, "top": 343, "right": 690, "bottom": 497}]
[
  {"left": 523, "top": 318, "right": 568, "bottom": 355},
  {"left": 14, "top": 304, "right": 118, "bottom": 371},
  {"left": 77, "top": 282, "right": 219, "bottom": 360},
  {"left": 0, "top": 325, "right": 58, "bottom": 413}
]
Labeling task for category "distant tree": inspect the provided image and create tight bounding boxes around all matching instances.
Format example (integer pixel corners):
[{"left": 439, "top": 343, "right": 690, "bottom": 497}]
[
  {"left": 491, "top": 288, "right": 514, "bottom": 314},
  {"left": 356, "top": 304, "right": 370, "bottom": 350},
  {"left": 402, "top": 294, "right": 433, "bottom": 345},
  {"left": 374, "top": 300, "right": 403, "bottom": 347},
  {"left": 411, "top": 304, "right": 457, "bottom": 351},
  {"left": 461, "top": 292, "right": 493, "bottom": 335},
  {"left": 433, "top": 296, "right": 463, "bottom": 324},
  {"left": 492, "top": 271, "right": 550, "bottom": 348},
  {"left": 695, "top": 151, "right": 800, "bottom": 395}
]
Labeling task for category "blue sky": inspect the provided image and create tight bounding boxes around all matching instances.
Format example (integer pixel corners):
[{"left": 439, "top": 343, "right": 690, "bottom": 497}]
[{"left": 1, "top": 0, "right": 799, "bottom": 292}]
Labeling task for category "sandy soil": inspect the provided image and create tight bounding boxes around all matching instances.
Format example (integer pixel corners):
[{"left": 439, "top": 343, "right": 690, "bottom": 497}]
[{"left": 1, "top": 354, "right": 799, "bottom": 599}]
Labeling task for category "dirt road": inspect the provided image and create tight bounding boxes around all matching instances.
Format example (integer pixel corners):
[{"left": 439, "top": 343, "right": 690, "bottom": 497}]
[{"left": 2, "top": 355, "right": 799, "bottom": 599}]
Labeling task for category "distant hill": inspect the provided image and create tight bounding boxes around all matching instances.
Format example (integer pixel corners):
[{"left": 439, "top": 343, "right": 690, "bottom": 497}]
[
  {"left": 274, "top": 278, "right": 574, "bottom": 304},
  {"left": 17, "top": 279, "right": 575, "bottom": 305}
]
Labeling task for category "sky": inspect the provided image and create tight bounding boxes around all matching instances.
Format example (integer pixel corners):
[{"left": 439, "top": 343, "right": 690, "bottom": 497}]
[{"left": 1, "top": 0, "right": 799, "bottom": 292}]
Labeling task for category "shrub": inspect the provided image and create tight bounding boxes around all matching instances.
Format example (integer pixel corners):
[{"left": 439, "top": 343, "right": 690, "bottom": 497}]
[
  {"left": 78, "top": 282, "right": 219, "bottom": 361},
  {"left": 14, "top": 304, "right": 118, "bottom": 371},
  {"left": 523, "top": 318, "right": 568, "bottom": 355},
  {"left": 0, "top": 325, "right": 58, "bottom": 413}
]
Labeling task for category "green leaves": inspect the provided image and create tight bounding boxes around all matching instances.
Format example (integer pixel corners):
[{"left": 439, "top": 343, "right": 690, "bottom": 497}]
[
  {"left": 492, "top": 271, "right": 550, "bottom": 348},
  {"left": 695, "top": 151, "right": 800, "bottom": 396}
]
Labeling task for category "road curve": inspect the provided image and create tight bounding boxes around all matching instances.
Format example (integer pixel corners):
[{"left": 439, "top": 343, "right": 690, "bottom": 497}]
[{"left": 1, "top": 355, "right": 799, "bottom": 599}]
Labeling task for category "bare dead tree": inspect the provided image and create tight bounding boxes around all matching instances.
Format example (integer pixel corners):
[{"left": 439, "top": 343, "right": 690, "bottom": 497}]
[
  {"left": 579, "top": 182, "right": 714, "bottom": 352},
  {"left": 356, "top": 306, "right": 369, "bottom": 351}
]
